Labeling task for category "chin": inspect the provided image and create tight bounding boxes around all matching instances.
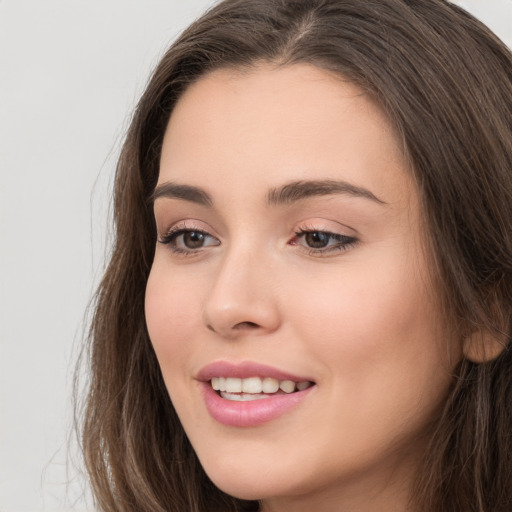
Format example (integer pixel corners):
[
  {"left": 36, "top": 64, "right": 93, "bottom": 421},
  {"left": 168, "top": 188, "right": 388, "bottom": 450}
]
[
  {"left": 206, "top": 470, "right": 269, "bottom": 501},
  {"left": 198, "top": 454, "right": 294, "bottom": 501}
]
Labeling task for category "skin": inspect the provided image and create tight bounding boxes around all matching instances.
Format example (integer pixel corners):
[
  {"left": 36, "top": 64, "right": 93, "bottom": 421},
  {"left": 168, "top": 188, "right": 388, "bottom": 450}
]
[{"left": 145, "top": 64, "right": 461, "bottom": 512}]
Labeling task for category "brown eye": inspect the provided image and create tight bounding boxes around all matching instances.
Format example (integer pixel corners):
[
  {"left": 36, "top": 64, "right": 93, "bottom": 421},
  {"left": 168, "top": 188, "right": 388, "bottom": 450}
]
[
  {"left": 182, "top": 231, "right": 206, "bottom": 249},
  {"left": 304, "top": 231, "right": 330, "bottom": 248},
  {"left": 159, "top": 227, "right": 220, "bottom": 254},
  {"left": 292, "top": 229, "right": 358, "bottom": 255}
]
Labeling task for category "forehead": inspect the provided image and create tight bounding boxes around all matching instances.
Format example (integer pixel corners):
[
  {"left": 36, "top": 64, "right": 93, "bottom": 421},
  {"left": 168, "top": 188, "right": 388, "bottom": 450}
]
[{"left": 159, "top": 63, "right": 414, "bottom": 209}]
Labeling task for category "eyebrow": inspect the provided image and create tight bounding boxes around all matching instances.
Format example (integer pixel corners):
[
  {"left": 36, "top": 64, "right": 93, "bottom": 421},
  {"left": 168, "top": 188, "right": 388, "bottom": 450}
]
[
  {"left": 151, "top": 182, "right": 213, "bottom": 207},
  {"left": 266, "top": 179, "right": 386, "bottom": 205},
  {"left": 151, "top": 178, "right": 386, "bottom": 207}
]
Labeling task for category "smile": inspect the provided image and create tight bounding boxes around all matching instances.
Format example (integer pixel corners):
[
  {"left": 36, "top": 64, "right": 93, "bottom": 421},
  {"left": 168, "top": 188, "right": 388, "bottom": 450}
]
[
  {"left": 211, "top": 376, "right": 313, "bottom": 400},
  {"left": 197, "top": 362, "right": 316, "bottom": 427}
]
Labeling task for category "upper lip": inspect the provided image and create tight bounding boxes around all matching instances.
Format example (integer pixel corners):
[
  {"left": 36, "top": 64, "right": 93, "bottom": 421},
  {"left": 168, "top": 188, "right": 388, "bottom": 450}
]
[{"left": 196, "top": 361, "right": 313, "bottom": 383}]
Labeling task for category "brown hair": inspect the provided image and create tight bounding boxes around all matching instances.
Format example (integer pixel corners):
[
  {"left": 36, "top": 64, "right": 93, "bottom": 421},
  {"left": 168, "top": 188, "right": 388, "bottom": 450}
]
[{"left": 78, "top": 1, "right": 512, "bottom": 510}]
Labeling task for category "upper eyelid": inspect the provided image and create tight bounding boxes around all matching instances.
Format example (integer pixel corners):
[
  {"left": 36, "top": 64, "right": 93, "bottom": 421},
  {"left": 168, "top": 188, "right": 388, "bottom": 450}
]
[
  {"left": 162, "top": 226, "right": 213, "bottom": 238},
  {"left": 159, "top": 225, "right": 219, "bottom": 243},
  {"left": 160, "top": 219, "right": 217, "bottom": 236},
  {"left": 293, "top": 229, "right": 357, "bottom": 243},
  {"left": 295, "top": 220, "right": 358, "bottom": 237}
]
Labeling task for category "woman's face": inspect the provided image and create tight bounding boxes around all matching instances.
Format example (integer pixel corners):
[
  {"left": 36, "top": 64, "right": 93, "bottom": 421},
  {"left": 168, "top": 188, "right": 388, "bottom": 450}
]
[{"left": 145, "top": 64, "right": 459, "bottom": 511}]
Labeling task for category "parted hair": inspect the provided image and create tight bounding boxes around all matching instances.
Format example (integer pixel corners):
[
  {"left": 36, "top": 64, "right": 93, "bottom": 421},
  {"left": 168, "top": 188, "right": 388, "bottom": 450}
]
[{"left": 79, "top": 1, "right": 512, "bottom": 510}]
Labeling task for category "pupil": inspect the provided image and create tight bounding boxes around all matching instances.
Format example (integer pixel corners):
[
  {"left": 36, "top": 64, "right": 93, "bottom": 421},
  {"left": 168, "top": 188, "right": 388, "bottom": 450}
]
[
  {"left": 305, "top": 232, "right": 329, "bottom": 248},
  {"left": 184, "top": 231, "right": 204, "bottom": 248}
]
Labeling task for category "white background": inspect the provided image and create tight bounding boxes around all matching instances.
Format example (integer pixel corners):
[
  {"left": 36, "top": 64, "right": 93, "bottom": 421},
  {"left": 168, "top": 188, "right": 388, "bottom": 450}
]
[{"left": 1, "top": 1, "right": 511, "bottom": 511}]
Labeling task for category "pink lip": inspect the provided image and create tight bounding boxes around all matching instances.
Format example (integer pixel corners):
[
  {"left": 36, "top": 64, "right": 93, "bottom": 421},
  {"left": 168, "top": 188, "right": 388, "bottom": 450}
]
[{"left": 196, "top": 361, "right": 315, "bottom": 427}]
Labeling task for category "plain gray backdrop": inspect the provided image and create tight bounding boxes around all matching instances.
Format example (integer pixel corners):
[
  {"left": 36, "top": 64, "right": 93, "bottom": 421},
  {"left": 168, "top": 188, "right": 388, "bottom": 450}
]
[{"left": 1, "top": 1, "right": 511, "bottom": 511}]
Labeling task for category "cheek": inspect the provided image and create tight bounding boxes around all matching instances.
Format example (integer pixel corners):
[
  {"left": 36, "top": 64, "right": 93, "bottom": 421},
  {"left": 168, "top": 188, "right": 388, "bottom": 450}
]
[
  {"left": 281, "top": 272, "right": 450, "bottom": 471},
  {"left": 144, "top": 263, "right": 211, "bottom": 431},
  {"left": 285, "top": 253, "right": 449, "bottom": 404},
  {"left": 145, "top": 263, "right": 203, "bottom": 369},
  {"left": 288, "top": 258, "right": 429, "bottom": 353}
]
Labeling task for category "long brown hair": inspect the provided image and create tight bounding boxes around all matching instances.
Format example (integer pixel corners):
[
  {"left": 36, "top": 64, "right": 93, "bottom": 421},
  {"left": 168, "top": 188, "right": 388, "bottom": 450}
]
[{"left": 79, "top": 1, "right": 512, "bottom": 510}]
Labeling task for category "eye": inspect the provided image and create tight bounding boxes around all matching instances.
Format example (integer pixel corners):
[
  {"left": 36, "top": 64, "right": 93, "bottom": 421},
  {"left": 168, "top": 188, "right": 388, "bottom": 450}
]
[
  {"left": 159, "top": 227, "right": 220, "bottom": 254},
  {"left": 291, "top": 229, "right": 358, "bottom": 255},
  {"left": 302, "top": 231, "right": 332, "bottom": 249}
]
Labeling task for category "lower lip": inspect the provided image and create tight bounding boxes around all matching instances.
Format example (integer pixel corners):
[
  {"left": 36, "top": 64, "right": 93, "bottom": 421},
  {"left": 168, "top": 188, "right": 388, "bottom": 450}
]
[{"left": 200, "top": 382, "right": 314, "bottom": 427}]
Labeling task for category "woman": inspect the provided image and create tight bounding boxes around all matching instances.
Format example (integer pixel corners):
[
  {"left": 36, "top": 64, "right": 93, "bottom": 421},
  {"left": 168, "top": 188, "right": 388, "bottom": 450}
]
[{"left": 80, "top": 0, "right": 512, "bottom": 510}]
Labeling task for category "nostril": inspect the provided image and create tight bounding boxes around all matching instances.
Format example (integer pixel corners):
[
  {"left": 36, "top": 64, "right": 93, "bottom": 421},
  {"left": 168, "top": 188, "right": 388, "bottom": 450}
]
[
  {"left": 234, "top": 321, "right": 259, "bottom": 330},
  {"left": 207, "top": 321, "right": 259, "bottom": 333}
]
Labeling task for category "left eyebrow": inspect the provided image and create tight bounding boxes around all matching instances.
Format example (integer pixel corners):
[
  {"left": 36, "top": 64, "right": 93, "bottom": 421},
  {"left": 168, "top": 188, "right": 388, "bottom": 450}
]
[
  {"left": 266, "top": 179, "right": 386, "bottom": 206},
  {"left": 151, "top": 182, "right": 213, "bottom": 207}
]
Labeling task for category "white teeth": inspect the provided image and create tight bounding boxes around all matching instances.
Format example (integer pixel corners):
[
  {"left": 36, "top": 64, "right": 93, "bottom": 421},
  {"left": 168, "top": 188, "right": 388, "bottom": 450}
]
[
  {"left": 262, "top": 377, "right": 279, "bottom": 393},
  {"left": 225, "top": 377, "right": 242, "bottom": 393},
  {"left": 242, "top": 376, "right": 263, "bottom": 393},
  {"left": 211, "top": 377, "right": 226, "bottom": 391},
  {"left": 211, "top": 376, "right": 312, "bottom": 395},
  {"left": 279, "top": 380, "right": 295, "bottom": 393},
  {"left": 220, "top": 392, "right": 270, "bottom": 401}
]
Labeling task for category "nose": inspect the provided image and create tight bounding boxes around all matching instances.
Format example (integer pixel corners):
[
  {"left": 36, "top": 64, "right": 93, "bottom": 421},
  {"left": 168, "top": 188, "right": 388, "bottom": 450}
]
[{"left": 202, "top": 247, "right": 281, "bottom": 339}]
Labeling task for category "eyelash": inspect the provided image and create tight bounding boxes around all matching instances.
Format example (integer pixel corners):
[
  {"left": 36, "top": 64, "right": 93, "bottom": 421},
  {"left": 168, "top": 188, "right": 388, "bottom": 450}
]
[
  {"left": 158, "top": 225, "right": 219, "bottom": 255},
  {"left": 158, "top": 224, "right": 358, "bottom": 257},
  {"left": 291, "top": 228, "right": 358, "bottom": 255}
]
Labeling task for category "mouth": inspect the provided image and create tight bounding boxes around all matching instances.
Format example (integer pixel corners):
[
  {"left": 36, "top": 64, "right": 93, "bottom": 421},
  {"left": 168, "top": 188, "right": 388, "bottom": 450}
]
[
  {"left": 211, "top": 376, "right": 314, "bottom": 401},
  {"left": 197, "top": 362, "right": 316, "bottom": 426}
]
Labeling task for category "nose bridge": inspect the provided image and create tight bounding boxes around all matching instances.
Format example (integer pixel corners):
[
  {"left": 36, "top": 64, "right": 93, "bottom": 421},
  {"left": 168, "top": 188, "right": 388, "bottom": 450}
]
[{"left": 202, "top": 240, "right": 279, "bottom": 337}]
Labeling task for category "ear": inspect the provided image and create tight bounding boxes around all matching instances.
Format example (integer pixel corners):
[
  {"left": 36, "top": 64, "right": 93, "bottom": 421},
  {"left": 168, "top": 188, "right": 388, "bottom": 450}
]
[{"left": 463, "top": 329, "right": 507, "bottom": 363}]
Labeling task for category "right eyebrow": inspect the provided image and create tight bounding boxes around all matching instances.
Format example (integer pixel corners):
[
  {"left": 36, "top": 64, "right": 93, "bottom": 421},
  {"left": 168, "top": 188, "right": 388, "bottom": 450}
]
[
  {"left": 151, "top": 182, "right": 213, "bottom": 207},
  {"left": 266, "top": 179, "right": 386, "bottom": 206}
]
